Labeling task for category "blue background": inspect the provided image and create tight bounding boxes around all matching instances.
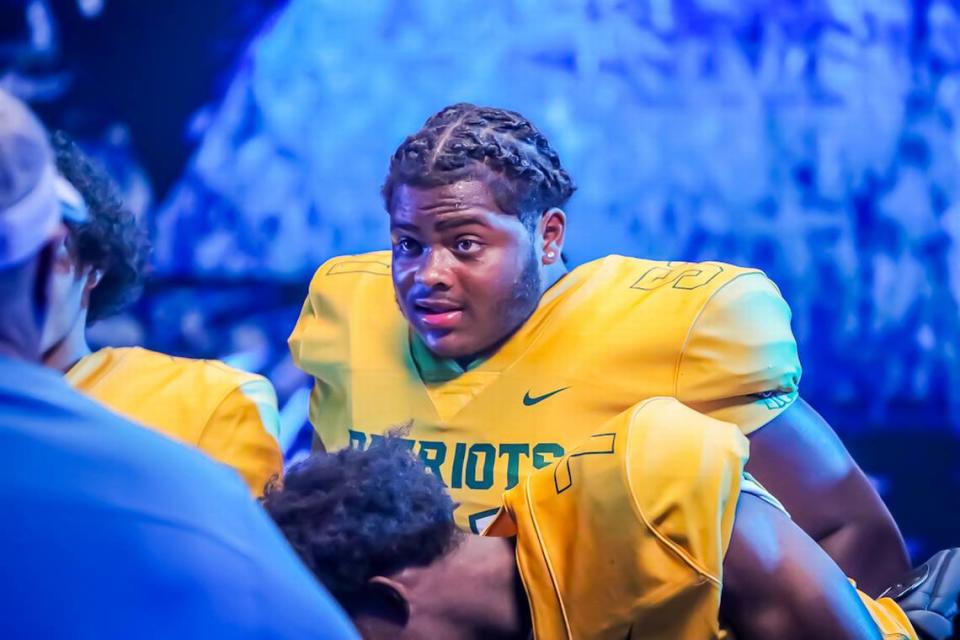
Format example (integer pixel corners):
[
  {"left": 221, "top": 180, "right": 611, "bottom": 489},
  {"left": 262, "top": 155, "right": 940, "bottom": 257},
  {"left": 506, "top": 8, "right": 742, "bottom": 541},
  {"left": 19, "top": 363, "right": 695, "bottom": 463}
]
[{"left": 3, "top": 0, "right": 958, "bottom": 559}]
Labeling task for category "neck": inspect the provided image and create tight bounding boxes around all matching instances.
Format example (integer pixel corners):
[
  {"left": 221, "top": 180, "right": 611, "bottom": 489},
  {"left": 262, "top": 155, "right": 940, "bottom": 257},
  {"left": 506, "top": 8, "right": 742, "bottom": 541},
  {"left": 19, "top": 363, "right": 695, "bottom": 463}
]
[
  {"left": 444, "top": 536, "right": 529, "bottom": 639},
  {"left": 42, "top": 312, "right": 91, "bottom": 373},
  {"left": 541, "top": 259, "right": 568, "bottom": 295}
]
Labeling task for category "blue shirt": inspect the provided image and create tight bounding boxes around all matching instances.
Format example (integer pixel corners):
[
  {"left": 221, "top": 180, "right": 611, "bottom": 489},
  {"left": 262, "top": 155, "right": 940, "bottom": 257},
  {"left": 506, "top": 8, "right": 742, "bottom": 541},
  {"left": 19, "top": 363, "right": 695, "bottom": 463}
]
[{"left": 0, "top": 357, "right": 357, "bottom": 639}]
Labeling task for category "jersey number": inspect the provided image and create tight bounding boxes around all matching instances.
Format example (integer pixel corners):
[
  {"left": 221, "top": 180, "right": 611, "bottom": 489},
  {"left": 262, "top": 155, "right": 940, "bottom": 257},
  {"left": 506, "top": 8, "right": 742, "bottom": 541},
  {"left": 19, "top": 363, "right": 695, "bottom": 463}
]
[{"left": 630, "top": 263, "right": 723, "bottom": 291}]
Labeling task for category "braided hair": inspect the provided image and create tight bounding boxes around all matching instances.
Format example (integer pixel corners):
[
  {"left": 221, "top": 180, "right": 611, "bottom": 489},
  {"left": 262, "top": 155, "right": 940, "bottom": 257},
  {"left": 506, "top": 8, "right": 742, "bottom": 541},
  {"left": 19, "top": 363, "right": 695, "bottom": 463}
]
[{"left": 382, "top": 103, "right": 576, "bottom": 229}]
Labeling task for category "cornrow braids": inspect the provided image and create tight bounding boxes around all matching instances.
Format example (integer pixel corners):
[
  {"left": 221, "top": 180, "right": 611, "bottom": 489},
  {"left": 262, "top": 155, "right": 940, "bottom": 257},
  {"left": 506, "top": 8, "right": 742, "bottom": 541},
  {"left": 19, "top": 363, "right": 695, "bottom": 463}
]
[{"left": 382, "top": 103, "right": 576, "bottom": 228}]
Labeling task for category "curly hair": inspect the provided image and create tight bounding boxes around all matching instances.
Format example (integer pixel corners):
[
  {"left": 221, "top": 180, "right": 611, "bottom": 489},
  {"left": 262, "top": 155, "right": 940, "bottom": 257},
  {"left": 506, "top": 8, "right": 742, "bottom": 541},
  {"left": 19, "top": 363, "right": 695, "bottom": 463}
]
[
  {"left": 51, "top": 132, "right": 150, "bottom": 323},
  {"left": 382, "top": 103, "right": 577, "bottom": 228},
  {"left": 262, "top": 438, "right": 462, "bottom": 613}
]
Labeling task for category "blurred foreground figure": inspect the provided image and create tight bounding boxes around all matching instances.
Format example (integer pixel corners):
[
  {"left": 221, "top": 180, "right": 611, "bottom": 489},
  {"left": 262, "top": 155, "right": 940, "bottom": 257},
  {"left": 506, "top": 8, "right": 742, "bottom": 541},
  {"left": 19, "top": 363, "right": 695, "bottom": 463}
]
[
  {"left": 265, "top": 398, "right": 957, "bottom": 640},
  {"left": 289, "top": 102, "right": 907, "bottom": 594},
  {"left": 0, "top": 89, "right": 355, "bottom": 639},
  {"left": 42, "top": 132, "right": 282, "bottom": 495}
]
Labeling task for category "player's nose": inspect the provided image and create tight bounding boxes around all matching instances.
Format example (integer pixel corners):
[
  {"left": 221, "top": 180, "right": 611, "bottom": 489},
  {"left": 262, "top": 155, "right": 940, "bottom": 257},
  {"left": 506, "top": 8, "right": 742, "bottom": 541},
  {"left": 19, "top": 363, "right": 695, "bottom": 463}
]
[{"left": 415, "top": 248, "right": 454, "bottom": 289}]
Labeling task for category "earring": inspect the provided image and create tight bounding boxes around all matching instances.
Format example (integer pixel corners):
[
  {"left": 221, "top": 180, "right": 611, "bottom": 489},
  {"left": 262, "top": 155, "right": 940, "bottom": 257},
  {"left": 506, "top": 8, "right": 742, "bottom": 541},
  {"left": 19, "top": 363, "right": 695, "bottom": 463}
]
[{"left": 546, "top": 251, "right": 556, "bottom": 259}]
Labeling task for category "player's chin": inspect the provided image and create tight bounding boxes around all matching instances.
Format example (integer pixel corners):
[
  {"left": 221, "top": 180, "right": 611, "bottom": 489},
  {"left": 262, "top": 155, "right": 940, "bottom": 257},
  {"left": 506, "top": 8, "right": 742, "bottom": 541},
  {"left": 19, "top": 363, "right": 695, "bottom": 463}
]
[{"left": 421, "top": 330, "right": 474, "bottom": 360}]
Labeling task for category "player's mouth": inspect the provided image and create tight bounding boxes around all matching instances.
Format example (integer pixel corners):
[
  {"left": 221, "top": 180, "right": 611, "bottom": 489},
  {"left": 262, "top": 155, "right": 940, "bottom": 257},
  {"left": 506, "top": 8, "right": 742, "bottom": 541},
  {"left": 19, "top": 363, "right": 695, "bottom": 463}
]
[{"left": 412, "top": 298, "right": 464, "bottom": 329}]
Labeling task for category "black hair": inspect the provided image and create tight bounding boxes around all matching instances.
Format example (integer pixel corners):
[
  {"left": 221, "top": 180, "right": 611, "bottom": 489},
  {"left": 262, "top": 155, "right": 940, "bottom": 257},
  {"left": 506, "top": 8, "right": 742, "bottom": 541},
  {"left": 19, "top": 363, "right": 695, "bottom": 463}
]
[
  {"left": 382, "top": 103, "right": 576, "bottom": 228},
  {"left": 262, "top": 439, "right": 461, "bottom": 613},
  {"left": 51, "top": 131, "right": 150, "bottom": 323}
]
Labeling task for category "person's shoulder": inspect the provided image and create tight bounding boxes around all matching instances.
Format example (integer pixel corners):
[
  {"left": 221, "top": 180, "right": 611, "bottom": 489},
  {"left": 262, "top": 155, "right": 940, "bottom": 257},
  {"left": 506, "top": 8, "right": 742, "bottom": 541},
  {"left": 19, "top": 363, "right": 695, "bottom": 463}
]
[
  {"left": 0, "top": 362, "right": 356, "bottom": 637},
  {"left": 116, "top": 346, "right": 272, "bottom": 396},
  {"left": 299, "top": 251, "right": 395, "bottom": 324},
  {"left": 74, "top": 384, "right": 251, "bottom": 488},
  {"left": 307, "top": 250, "right": 392, "bottom": 287},
  {"left": 1, "top": 356, "right": 146, "bottom": 435},
  {"left": 293, "top": 250, "right": 403, "bottom": 351},
  {"left": 1, "top": 360, "right": 247, "bottom": 502},
  {"left": 572, "top": 254, "right": 765, "bottom": 297},
  {"left": 549, "top": 255, "right": 773, "bottom": 342}
]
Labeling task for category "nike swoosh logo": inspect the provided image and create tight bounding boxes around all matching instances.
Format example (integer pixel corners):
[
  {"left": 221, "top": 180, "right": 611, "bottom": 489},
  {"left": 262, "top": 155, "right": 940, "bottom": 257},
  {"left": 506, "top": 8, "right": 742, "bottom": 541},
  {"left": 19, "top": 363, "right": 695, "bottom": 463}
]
[{"left": 523, "top": 387, "right": 569, "bottom": 406}]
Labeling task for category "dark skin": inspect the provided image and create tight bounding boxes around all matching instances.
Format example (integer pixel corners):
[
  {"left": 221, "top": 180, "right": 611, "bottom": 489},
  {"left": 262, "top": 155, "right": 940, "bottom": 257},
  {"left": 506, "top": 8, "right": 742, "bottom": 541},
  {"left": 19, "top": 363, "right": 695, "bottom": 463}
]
[
  {"left": 388, "top": 180, "right": 909, "bottom": 596},
  {"left": 390, "top": 181, "right": 566, "bottom": 362},
  {"left": 352, "top": 535, "right": 528, "bottom": 640},
  {"left": 352, "top": 493, "right": 884, "bottom": 640},
  {"left": 745, "top": 400, "right": 910, "bottom": 595},
  {"left": 721, "top": 493, "right": 884, "bottom": 639}
]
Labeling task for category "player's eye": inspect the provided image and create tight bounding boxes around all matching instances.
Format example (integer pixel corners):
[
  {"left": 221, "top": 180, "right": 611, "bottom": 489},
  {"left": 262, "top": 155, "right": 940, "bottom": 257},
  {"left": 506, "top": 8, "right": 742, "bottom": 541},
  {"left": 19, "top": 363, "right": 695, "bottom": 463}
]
[
  {"left": 454, "top": 238, "right": 482, "bottom": 254},
  {"left": 394, "top": 237, "right": 422, "bottom": 256}
]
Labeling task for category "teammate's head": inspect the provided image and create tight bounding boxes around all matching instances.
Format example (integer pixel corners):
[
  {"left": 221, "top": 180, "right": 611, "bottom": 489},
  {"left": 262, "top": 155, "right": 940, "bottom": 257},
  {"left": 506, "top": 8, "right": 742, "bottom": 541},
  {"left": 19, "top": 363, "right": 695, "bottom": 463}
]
[
  {"left": 0, "top": 89, "right": 69, "bottom": 362},
  {"left": 39, "top": 132, "right": 149, "bottom": 355},
  {"left": 383, "top": 104, "right": 576, "bottom": 361},
  {"left": 263, "top": 439, "right": 528, "bottom": 639}
]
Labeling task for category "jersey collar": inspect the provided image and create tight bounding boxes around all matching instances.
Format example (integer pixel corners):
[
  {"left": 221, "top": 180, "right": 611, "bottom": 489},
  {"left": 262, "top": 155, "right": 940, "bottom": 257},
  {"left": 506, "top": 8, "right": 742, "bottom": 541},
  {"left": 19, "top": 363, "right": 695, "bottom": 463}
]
[{"left": 409, "top": 332, "right": 487, "bottom": 384}]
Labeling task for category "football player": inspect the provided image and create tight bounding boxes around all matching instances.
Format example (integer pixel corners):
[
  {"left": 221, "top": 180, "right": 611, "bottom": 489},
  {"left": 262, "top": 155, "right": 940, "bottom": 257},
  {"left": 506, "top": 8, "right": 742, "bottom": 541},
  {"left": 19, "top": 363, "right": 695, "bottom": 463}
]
[
  {"left": 42, "top": 133, "right": 283, "bottom": 495},
  {"left": 264, "top": 398, "right": 953, "bottom": 639},
  {"left": 289, "top": 103, "right": 906, "bottom": 592}
]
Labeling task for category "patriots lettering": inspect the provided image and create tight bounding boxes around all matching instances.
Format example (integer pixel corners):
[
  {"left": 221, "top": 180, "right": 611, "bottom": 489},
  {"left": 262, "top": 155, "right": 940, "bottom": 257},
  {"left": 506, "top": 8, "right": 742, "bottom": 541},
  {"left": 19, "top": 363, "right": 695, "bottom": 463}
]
[{"left": 348, "top": 429, "right": 565, "bottom": 491}]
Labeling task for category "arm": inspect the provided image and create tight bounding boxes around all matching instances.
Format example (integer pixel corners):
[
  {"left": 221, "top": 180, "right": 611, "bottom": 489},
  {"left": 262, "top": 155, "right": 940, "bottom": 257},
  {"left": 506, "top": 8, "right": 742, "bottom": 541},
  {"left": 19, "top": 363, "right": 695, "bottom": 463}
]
[
  {"left": 674, "top": 272, "right": 908, "bottom": 593},
  {"left": 745, "top": 398, "right": 910, "bottom": 596},
  {"left": 721, "top": 491, "right": 886, "bottom": 640},
  {"left": 196, "top": 378, "right": 285, "bottom": 496}
]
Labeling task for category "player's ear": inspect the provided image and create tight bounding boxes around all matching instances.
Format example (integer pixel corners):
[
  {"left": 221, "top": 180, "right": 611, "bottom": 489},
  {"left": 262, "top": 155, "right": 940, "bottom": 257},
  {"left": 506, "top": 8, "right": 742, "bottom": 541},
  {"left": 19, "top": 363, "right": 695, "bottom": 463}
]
[
  {"left": 538, "top": 208, "right": 566, "bottom": 266},
  {"left": 85, "top": 268, "right": 103, "bottom": 292},
  {"left": 363, "top": 576, "right": 411, "bottom": 627},
  {"left": 80, "top": 267, "right": 103, "bottom": 309}
]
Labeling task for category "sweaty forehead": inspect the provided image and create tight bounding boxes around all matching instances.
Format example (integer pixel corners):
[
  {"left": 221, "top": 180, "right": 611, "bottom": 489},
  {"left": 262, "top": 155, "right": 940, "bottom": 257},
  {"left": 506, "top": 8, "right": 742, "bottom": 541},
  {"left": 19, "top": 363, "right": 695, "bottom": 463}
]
[{"left": 390, "top": 181, "right": 507, "bottom": 225}]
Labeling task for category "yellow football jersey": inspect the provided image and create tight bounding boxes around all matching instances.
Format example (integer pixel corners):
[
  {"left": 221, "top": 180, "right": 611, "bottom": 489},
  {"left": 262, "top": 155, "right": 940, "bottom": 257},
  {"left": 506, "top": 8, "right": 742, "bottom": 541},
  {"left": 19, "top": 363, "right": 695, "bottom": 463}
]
[
  {"left": 66, "top": 347, "right": 283, "bottom": 496},
  {"left": 481, "top": 397, "right": 916, "bottom": 640},
  {"left": 289, "top": 250, "right": 801, "bottom": 531}
]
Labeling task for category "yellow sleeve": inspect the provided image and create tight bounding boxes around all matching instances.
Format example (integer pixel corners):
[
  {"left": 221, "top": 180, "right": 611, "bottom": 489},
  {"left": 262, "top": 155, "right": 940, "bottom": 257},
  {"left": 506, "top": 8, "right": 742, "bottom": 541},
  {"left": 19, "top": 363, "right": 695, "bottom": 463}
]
[
  {"left": 196, "top": 378, "right": 284, "bottom": 496},
  {"left": 626, "top": 398, "right": 749, "bottom": 584},
  {"left": 287, "top": 256, "right": 371, "bottom": 450},
  {"left": 288, "top": 278, "right": 333, "bottom": 376},
  {"left": 494, "top": 399, "right": 750, "bottom": 639},
  {"left": 287, "top": 253, "right": 388, "bottom": 378},
  {"left": 289, "top": 291, "right": 352, "bottom": 452},
  {"left": 675, "top": 272, "right": 802, "bottom": 435}
]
